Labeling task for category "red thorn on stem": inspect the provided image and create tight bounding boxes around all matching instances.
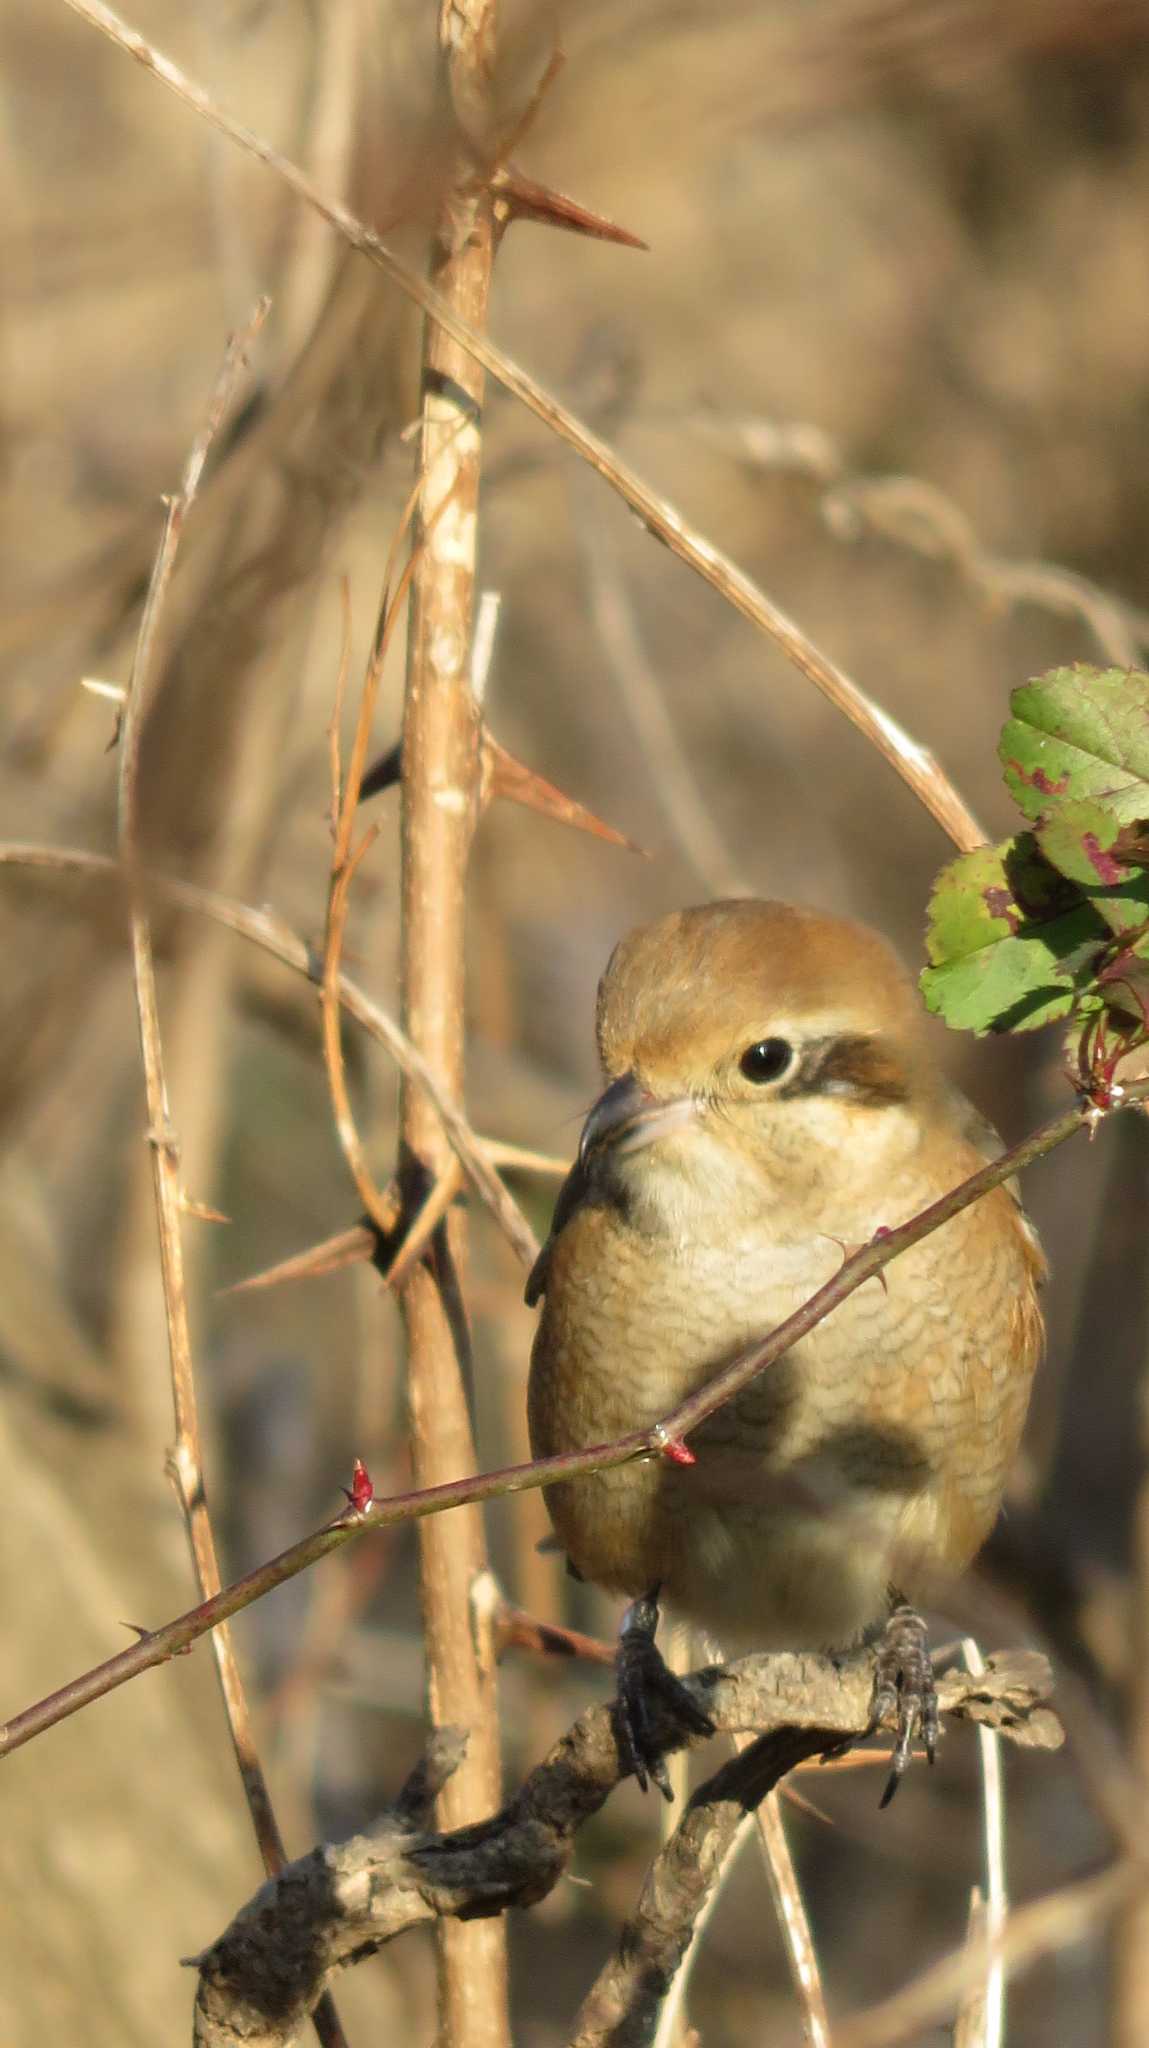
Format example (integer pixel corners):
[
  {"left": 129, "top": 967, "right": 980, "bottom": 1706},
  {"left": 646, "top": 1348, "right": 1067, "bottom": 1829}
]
[
  {"left": 341, "top": 1458, "right": 376, "bottom": 1516},
  {"left": 491, "top": 166, "right": 648, "bottom": 250},
  {"left": 482, "top": 734, "right": 646, "bottom": 853}
]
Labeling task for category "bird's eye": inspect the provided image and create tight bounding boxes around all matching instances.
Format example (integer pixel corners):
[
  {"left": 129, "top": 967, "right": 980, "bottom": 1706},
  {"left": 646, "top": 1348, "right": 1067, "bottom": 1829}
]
[{"left": 739, "top": 1037, "right": 795, "bottom": 1084}]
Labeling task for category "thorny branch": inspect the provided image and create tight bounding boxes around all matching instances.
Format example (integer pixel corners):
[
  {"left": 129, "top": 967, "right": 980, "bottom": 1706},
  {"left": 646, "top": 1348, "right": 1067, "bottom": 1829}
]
[
  {"left": 394, "top": 0, "right": 509, "bottom": 2029},
  {"left": 114, "top": 307, "right": 350, "bottom": 2048},
  {"left": 2, "top": 1074, "right": 1146, "bottom": 1760},
  {"left": 191, "top": 1651, "right": 1061, "bottom": 2048},
  {"left": 113, "top": 307, "right": 277, "bottom": 1820},
  {"left": 63, "top": 0, "right": 986, "bottom": 854},
  {"left": 0, "top": 843, "right": 540, "bottom": 1269}
]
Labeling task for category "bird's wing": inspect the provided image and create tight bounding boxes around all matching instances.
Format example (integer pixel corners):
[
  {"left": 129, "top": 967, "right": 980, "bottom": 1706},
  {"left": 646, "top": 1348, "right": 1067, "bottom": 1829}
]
[
  {"left": 940, "top": 1076, "right": 1045, "bottom": 1255},
  {"left": 524, "top": 1156, "right": 593, "bottom": 1307}
]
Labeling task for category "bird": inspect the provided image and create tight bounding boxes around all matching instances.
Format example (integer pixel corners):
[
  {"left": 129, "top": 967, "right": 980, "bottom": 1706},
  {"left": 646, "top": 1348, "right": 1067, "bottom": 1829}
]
[{"left": 526, "top": 899, "right": 1046, "bottom": 1801}]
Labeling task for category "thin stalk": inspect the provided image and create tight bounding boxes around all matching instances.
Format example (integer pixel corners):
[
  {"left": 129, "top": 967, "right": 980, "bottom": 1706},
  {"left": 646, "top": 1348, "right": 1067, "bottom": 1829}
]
[
  {"left": 396, "top": 1, "right": 508, "bottom": 2041},
  {"left": 114, "top": 305, "right": 350, "bottom": 2048},
  {"left": 954, "top": 1638, "right": 1005, "bottom": 2048},
  {"left": 751, "top": 1781, "right": 832, "bottom": 2047},
  {"left": 0, "top": 844, "right": 540, "bottom": 1266}
]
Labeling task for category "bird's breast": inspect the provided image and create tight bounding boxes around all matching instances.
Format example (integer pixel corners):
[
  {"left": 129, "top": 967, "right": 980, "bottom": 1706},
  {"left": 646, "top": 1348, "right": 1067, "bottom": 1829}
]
[{"left": 527, "top": 1165, "right": 1040, "bottom": 1645}]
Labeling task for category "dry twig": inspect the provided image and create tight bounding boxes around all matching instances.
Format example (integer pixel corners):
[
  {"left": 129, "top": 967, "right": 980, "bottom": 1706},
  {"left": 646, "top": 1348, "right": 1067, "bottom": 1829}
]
[
  {"left": 579, "top": 510, "right": 749, "bottom": 898},
  {"left": 748, "top": 1769, "right": 831, "bottom": 2048},
  {"left": 114, "top": 307, "right": 349, "bottom": 2048},
  {"left": 0, "top": 843, "right": 540, "bottom": 1269},
  {"left": 953, "top": 1637, "right": 1006, "bottom": 2048},
  {"left": 689, "top": 409, "right": 1149, "bottom": 669},
  {"left": 62, "top": 0, "right": 987, "bottom": 854}
]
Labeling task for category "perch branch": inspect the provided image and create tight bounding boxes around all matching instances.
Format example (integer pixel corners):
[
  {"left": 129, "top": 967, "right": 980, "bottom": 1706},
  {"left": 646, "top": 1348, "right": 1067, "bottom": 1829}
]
[{"left": 192, "top": 1651, "right": 1060, "bottom": 2048}]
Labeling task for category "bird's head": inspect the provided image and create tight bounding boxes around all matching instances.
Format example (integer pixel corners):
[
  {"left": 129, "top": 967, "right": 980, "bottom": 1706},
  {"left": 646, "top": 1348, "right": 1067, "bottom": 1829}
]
[{"left": 579, "top": 900, "right": 940, "bottom": 1225}]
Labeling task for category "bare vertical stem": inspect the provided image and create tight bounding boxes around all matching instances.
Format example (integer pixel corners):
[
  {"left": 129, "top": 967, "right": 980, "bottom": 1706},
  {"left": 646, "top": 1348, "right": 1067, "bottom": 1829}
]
[
  {"left": 955, "top": 1638, "right": 1005, "bottom": 2048},
  {"left": 115, "top": 308, "right": 350, "bottom": 2048},
  {"left": 398, "top": 5, "right": 508, "bottom": 2045},
  {"left": 751, "top": 1784, "right": 832, "bottom": 2046}
]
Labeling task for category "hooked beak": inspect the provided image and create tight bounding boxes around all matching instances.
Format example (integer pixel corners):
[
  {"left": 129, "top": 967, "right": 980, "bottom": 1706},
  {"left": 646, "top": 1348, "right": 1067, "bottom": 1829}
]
[{"left": 578, "top": 1071, "right": 696, "bottom": 1164}]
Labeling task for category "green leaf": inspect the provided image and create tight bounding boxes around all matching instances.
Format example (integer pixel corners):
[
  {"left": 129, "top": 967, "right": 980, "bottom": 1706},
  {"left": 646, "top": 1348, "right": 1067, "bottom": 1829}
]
[
  {"left": 920, "top": 836, "right": 1109, "bottom": 1034},
  {"left": 1035, "top": 796, "right": 1149, "bottom": 936},
  {"left": 1000, "top": 666, "right": 1149, "bottom": 823}
]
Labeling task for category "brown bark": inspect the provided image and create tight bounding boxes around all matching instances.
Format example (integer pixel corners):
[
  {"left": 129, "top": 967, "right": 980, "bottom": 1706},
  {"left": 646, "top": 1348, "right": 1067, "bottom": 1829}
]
[{"left": 397, "top": 3, "right": 507, "bottom": 2041}]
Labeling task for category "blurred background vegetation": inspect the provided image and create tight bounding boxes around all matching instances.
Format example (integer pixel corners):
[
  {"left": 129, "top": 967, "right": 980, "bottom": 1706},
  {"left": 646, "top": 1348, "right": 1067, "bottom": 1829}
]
[{"left": 3, "top": 0, "right": 1149, "bottom": 2041}]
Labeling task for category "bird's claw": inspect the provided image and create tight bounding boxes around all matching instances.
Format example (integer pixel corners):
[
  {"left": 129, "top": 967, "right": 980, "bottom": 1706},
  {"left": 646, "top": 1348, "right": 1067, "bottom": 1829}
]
[
  {"left": 615, "top": 1593, "right": 714, "bottom": 1799},
  {"left": 819, "top": 1602, "right": 939, "bottom": 1801},
  {"left": 862, "top": 1601, "right": 938, "bottom": 1808}
]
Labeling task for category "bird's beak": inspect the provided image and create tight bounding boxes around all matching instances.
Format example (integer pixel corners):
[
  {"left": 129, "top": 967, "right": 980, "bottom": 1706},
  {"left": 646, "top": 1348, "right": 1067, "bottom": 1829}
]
[{"left": 578, "top": 1071, "right": 696, "bottom": 1164}]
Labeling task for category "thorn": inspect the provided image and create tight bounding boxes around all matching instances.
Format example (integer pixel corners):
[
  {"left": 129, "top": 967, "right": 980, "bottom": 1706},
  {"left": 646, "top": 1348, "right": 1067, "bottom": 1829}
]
[
  {"left": 495, "top": 1600, "right": 615, "bottom": 1666},
  {"left": 381, "top": 1166, "right": 462, "bottom": 1290},
  {"left": 821, "top": 1231, "right": 889, "bottom": 1293},
  {"left": 778, "top": 1782, "right": 836, "bottom": 1828},
  {"left": 340, "top": 1457, "right": 376, "bottom": 1517},
  {"left": 219, "top": 1222, "right": 381, "bottom": 1297},
  {"left": 359, "top": 740, "right": 403, "bottom": 803},
  {"left": 121, "top": 1622, "right": 192, "bottom": 1657},
  {"left": 179, "top": 1193, "right": 230, "bottom": 1224},
  {"left": 491, "top": 164, "right": 648, "bottom": 250},
  {"left": 868, "top": 1225, "right": 892, "bottom": 1291},
  {"left": 482, "top": 734, "right": 646, "bottom": 852}
]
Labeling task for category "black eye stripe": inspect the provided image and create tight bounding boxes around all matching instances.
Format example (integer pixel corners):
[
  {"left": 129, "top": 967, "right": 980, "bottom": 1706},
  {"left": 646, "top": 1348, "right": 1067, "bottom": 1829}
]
[{"left": 778, "top": 1034, "right": 909, "bottom": 1107}]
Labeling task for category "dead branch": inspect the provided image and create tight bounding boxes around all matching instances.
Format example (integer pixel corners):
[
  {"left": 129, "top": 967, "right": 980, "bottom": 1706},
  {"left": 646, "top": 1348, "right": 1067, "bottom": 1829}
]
[
  {"left": 689, "top": 408, "right": 1149, "bottom": 669},
  {"left": 114, "top": 308, "right": 279, "bottom": 1832},
  {"left": 191, "top": 1649, "right": 1061, "bottom": 2048},
  {"left": 0, "top": 843, "right": 540, "bottom": 1269},
  {"left": 115, "top": 303, "right": 350, "bottom": 2048},
  {"left": 63, "top": 0, "right": 987, "bottom": 853}
]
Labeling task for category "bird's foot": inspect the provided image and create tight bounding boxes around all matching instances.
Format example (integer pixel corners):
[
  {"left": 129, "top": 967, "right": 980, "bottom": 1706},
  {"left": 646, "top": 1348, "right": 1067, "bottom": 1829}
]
[
  {"left": 862, "top": 1601, "right": 939, "bottom": 1808},
  {"left": 614, "top": 1591, "right": 715, "bottom": 1800},
  {"left": 820, "top": 1602, "right": 938, "bottom": 1803}
]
